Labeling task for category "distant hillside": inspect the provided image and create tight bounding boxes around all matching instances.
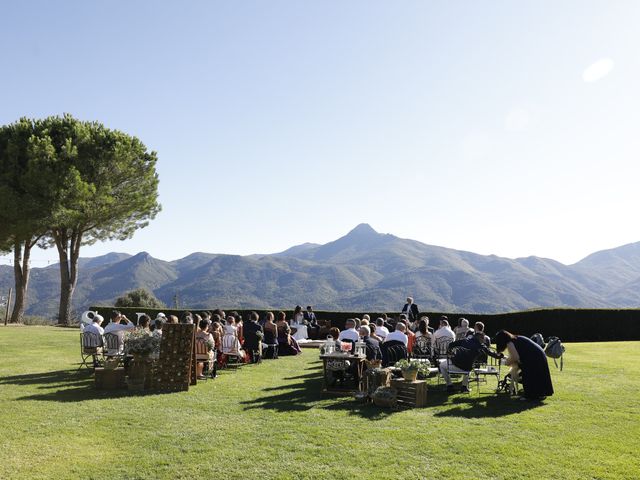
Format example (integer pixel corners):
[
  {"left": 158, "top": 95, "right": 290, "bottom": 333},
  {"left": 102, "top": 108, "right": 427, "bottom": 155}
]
[{"left": 2, "top": 224, "right": 640, "bottom": 317}]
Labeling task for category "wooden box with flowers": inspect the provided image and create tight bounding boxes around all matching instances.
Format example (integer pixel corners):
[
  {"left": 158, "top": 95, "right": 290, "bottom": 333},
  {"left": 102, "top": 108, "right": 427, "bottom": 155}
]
[{"left": 390, "top": 378, "right": 428, "bottom": 408}]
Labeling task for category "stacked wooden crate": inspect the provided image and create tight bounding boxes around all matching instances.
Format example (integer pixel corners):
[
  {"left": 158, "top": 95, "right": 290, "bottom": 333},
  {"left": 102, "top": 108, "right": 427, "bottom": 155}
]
[{"left": 390, "top": 378, "right": 428, "bottom": 407}]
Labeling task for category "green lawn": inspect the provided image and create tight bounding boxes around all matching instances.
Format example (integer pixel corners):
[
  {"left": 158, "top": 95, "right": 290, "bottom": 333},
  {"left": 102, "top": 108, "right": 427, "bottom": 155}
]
[{"left": 0, "top": 327, "right": 638, "bottom": 480}]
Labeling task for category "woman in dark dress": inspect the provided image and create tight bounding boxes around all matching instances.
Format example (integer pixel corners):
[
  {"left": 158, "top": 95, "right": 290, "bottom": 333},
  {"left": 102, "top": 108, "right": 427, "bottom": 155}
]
[
  {"left": 276, "top": 311, "right": 301, "bottom": 356},
  {"left": 495, "top": 330, "right": 554, "bottom": 399}
]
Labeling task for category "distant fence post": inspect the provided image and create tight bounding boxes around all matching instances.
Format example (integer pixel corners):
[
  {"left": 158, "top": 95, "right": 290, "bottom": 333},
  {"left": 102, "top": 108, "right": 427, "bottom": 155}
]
[{"left": 3, "top": 288, "right": 12, "bottom": 326}]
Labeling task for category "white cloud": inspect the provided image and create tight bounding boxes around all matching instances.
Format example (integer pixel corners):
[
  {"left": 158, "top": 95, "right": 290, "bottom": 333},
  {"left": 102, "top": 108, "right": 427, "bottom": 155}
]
[{"left": 582, "top": 58, "right": 614, "bottom": 83}]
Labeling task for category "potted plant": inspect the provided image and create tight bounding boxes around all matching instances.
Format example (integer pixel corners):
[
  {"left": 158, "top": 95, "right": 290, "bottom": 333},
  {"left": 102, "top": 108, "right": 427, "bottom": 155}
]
[
  {"left": 124, "top": 330, "right": 161, "bottom": 358},
  {"left": 124, "top": 330, "right": 161, "bottom": 391},
  {"left": 395, "top": 359, "right": 429, "bottom": 382}
]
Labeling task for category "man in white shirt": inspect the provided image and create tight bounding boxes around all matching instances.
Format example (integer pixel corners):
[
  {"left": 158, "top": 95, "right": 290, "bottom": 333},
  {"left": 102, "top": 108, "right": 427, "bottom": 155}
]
[
  {"left": 103, "top": 310, "right": 135, "bottom": 354},
  {"left": 385, "top": 322, "right": 408, "bottom": 347},
  {"left": 374, "top": 318, "right": 389, "bottom": 340},
  {"left": 338, "top": 319, "right": 359, "bottom": 342},
  {"left": 83, "top": 314, "right": 105, "bottom": 339},
  {"left": 82, "top": 314, "right": 105, "bottom": 366},
  {"left": 432, "top": 317, "right": 455, "bottom": 350}
]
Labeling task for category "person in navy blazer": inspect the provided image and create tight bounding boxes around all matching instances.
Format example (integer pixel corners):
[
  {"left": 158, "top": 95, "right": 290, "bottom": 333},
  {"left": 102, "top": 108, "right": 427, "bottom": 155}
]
[{"left": 401, "top": 297, "right": 420, "bottom": 322}]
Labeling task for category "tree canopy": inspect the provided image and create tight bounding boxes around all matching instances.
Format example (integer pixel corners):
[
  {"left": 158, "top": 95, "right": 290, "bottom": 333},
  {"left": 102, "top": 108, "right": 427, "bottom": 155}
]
[
  {"left": 115, "top": 288, "right": 165, "bottom": 309},
  {"left": 0, "top": 114, "right": 161, "bottom": 324}
]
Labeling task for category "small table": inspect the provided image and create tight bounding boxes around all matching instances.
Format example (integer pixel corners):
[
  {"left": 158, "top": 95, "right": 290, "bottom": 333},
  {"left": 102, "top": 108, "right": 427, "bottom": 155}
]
[{"left": 320, "top": 353, "right": 367, "bottom": 395}]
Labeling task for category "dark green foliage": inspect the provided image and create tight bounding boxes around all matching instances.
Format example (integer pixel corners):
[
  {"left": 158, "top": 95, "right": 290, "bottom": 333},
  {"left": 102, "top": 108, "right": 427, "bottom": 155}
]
[
  {"left": 88, "top": 305, "right": 640, "bottom": 342},
  {"left": 114, "top": 288, "right": 165, "bottom": 309},
  {"left": 0, "top": 115, "right": 161, "bottom": 324}
]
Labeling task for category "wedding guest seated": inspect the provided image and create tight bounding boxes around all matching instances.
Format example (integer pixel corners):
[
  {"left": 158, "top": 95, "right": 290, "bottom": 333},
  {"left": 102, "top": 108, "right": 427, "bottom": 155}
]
[
  {"left": 167, "top": 315, "right": 179, "bottom": 324},
  {"left": 263, "top": 312, "right": 277, "bottom": 342},
  {"left": 440, "top": 331, "right": 503, "bottom": 393},
  {"left": 414, "top": 319, "right": 431, "bottom": 341},
  {"left": 103, "top": 311, "right": 135, "bottom": 354},
  {"left": 328, "top": 327, "right": 341, "bottom": 349},
  {"left": 432, "top": 317, "right": 455, "bottom": 350},
  {"left": 290, "top": 306, "right": 309, "bottom": 342},
  {"left": 454, "top": 317, "right": 470, "bottom": 340},
  {"left": 338, "top": 319, "right": 360, "bottom": 343},
  {"left": 221, "top": 318, "right": 247, "bottom": 362},
  {"left": 278, "top": 322, "right": 302, "bottom": 356},
  {"left": 303, "top": 305, "right": 320, "bottom": 339},
  {"left": 83, "top": 313, "right": 105, "bottom": 366},
  {"left": 474, "top": 321, "right": 491, "bottom": 346},
  {"left": 83, "top": 313, "right": 105, "bottom": 338},
  {"left": 381, "top": 313, "right": 394, "bottom": 331},
  {"left": 196, "top": 319, "right": 216, "bottom": 379},
  {"left": 244, "top": 311, "right": 265, "bottom": 362},
  {"left": 375, "top": 318, "right": 390, "bottom": 340},
  {"left": 369, "top": 323, "right": 383, "bottom": 342},
  {"left": 359, "top": 326, "right": 382, "bottom": 361},
  {"left": 224, "top": 315, "right": 238, "bottom": 335},
  {"left": 152, "top": 319, "right": 163, "bottom": 337},
  {"left": 384, "top": 321, "right": 408, "bottom": 347},
  {"left": 210, "top": 321, "right": 223, "bottom": 351},
  {"left": 138, "top": 314, "right": 151, "bottom": 332}
]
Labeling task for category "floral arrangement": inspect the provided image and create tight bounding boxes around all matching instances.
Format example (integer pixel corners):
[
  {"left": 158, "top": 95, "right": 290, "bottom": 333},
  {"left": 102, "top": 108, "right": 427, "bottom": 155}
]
[
  {"left": 394, "top": 359, "right": 432, "bottom": 376},
  {"left": 124, "top": 329, "right": 162, "bottom": 356}
]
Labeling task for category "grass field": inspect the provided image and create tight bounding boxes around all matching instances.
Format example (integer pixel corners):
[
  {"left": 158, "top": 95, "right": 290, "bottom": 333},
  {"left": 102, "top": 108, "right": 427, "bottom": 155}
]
[{"left": 0, "top": 326, "right": 638, "bottom": 480}]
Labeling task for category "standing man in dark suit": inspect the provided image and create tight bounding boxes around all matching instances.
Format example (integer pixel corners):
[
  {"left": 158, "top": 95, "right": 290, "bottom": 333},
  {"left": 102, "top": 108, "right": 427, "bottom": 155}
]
[{"left": 401, "top": 297, "right": 419, "bottom": 323}]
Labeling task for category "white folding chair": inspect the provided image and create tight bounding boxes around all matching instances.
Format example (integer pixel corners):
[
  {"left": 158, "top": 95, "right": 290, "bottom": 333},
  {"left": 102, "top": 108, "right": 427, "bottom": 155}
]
[
  {"left": 221, "top": 334, "right": 244, "bottom": 370},
  {"left": 78, "top": 332, "right": 103, "bottom": 371}
]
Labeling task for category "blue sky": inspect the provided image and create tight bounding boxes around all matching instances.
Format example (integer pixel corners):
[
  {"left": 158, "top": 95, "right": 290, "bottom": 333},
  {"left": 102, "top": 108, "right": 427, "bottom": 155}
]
[{"left": 2, "top": 1, "right": 639, "bottom": 267}]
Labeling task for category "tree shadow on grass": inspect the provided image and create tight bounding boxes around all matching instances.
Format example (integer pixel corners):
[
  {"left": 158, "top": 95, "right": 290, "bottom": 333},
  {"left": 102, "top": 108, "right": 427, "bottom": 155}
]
[
  {"left": 432, "top": 392, "right": 548, "bottom": 418},
  {"left": 0, "top": 369, "right": 93, "bottom": 388},
  {"left": 6, "top": 369, "right": 178, "bottom": 402},
  {"left": 241, "top": 364, "right": 398, "bottom": 420}
]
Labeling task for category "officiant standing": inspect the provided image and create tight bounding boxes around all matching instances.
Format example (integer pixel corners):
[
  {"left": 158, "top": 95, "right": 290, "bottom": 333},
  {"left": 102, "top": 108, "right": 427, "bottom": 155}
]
[{"left": 401, "top": 297, "right": 419, "bottom": 323}]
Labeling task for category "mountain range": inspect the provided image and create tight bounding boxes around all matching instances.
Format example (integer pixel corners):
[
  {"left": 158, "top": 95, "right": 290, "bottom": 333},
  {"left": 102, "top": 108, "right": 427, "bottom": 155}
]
[{"left": 2, "top": 223, "right": 640, "bottom": 317}]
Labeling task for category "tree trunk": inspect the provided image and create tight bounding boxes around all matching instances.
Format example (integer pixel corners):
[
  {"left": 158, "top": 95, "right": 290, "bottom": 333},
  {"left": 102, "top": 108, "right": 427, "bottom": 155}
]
[
  {"left": 10, "top": 238, "right": 33, "bottom": 324},
  {"left": 53, "top": 230, "right": 82, "bottom": 325},
  {"left": 55, "top": 229, "right": 82, "bottom": 325}
]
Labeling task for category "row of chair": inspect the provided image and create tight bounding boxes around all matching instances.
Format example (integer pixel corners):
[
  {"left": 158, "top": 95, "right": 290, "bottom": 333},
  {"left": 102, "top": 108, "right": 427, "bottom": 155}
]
[{"left": 78, "top": 331, "right": 126, "bottom": 371}]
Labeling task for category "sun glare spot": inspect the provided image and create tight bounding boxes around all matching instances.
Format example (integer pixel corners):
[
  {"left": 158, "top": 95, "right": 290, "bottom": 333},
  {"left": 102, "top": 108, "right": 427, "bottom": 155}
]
[{"left": 582, "top": 58, "right": 614, "bottom": 83}]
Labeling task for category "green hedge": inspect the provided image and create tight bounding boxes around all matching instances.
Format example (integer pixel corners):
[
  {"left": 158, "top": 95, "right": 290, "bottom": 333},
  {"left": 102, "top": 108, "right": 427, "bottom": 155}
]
[{"left": 88, "top": 305, "right": 640, "bottom": 342}]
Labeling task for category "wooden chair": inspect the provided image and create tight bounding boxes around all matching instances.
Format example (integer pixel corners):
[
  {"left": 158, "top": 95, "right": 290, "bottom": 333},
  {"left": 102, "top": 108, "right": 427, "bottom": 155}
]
[
  {"left": 262, "top": 329, "right": 279, "bottom": 360},
  {"left": 439, "top": 346, "right": 473, "bottom": 392},
  {"left": 78, "top": 332, "right": 103, "bottom": 371},
  {"left": 220, "top": 334, "right": 244, "bottom": 370},
  {"left": 381, "top": 341, "right": 408, "bottom": 367},
  {"left": 103, "top": 332, "right": 125, "bottom": 368},
  {"left": 194, "top": 337, "right": 215, "bottom": 380}
]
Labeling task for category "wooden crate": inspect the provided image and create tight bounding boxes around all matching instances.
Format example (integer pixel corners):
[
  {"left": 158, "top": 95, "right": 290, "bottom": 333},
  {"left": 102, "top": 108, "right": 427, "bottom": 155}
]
[
  {"left": 94, "top": 367, "right": 126, "bottom": 390},
  {"left": 390, "top": 378, "right": 428, "bottom": 407}
]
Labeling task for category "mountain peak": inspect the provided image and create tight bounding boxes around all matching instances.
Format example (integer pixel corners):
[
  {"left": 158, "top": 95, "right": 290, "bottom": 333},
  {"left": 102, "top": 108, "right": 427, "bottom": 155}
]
[{"left": 346, "top": 223, "right": 378, "bottom": 237}]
